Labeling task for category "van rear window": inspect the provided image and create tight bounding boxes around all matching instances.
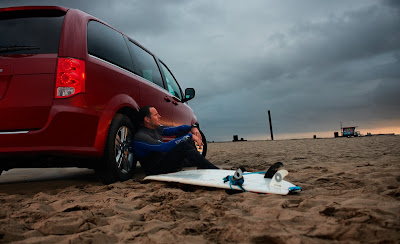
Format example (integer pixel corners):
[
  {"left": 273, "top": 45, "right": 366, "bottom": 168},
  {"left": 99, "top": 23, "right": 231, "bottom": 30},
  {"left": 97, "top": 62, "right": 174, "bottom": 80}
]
[{"left": 0, "top": 9, "right": 65, "bottom": 55}]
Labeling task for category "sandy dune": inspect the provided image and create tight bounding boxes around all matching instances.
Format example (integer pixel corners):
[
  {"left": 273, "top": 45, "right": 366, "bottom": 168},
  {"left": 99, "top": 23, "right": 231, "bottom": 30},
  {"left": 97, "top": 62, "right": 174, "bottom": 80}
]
[{"left": 1, "top": 135, "right": 399, "bottom": 243}]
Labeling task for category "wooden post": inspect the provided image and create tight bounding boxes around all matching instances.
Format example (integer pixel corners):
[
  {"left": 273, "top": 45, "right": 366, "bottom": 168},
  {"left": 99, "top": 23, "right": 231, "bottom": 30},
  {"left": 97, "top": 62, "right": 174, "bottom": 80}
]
[{"left": 268, "top": 110, "right": 274, "bottom": 140}]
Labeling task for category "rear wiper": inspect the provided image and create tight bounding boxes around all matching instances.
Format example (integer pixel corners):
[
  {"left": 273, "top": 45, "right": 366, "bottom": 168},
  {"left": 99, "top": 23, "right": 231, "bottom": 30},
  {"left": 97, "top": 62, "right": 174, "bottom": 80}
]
[{"left": 0, "top": 45, "right": 40, "bottom": 53}]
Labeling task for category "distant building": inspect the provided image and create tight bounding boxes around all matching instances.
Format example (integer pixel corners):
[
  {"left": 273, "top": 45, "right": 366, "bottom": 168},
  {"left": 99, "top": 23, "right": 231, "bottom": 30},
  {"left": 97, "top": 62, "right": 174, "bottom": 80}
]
[{"left": 232, "top": 135, "right": 247, "bottom": 142}]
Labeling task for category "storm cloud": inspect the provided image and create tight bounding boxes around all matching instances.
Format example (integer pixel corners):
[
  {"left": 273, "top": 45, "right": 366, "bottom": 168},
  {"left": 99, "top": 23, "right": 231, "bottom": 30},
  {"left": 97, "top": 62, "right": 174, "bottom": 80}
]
[{"left": 2, "top": 0, "right": 399, "bottom": 141}]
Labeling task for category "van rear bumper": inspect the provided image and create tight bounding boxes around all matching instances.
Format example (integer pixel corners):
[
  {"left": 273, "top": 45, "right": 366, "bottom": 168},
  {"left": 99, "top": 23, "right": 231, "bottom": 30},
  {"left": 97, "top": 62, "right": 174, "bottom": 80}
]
[{"left": 0, "top": 104, "right": 102, "bottom": 158}]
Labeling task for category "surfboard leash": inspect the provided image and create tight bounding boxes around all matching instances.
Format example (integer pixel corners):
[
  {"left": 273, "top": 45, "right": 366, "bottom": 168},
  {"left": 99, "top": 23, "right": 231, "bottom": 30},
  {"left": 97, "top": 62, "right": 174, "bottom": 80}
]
[
  {"left": 243, "top": 172, "right": 266, "bottom": 175},
  {"left": 223, "top": 175, "right": 246, "bottom": 191},
  {"left": 223, "top": 167, "right": 248, "bottom": 192}
]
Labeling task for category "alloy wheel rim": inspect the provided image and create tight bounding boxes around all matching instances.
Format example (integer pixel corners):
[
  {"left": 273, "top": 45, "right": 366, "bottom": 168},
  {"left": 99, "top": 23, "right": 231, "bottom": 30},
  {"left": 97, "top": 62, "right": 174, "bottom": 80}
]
[{"left": 114, "top": 126, "right": 134, "bottom": 174}]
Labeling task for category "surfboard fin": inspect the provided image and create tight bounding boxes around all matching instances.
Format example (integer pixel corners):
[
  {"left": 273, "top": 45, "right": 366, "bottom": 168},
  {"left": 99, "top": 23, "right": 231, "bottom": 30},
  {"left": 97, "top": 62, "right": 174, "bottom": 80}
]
[
  {"left": 269, "top": 169, "right": 288, "bottom": 188},
  {"left": 233, "top": 167, "right": 245, "bottom": 180},
  {"left": 223, "top": 167, "right": 246, "bottom": 191},
  {"left": 264, "top": 162, "right": 284, "bottom": 178},
  {"left": 224, "top": 167, "right": 244, "bottom": 183}
]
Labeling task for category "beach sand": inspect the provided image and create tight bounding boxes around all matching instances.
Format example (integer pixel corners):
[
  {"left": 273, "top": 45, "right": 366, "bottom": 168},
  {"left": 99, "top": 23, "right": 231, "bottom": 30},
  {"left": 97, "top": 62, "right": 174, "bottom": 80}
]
[{"left": 0, "top": 135, "right": 399, "bottom": 243}]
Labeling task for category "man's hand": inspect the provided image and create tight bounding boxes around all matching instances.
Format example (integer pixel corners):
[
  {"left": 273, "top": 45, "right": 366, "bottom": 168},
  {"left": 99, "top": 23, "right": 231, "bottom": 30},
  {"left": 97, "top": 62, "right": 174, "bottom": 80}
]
[
  {"left": 191, "top": 127, "right": 202, "bottom": 139},
  {"left": 190, "top": 127, "right": 203, "bottom": 149},
  {"left": 191, "top": 134, "right": 203, "bottom": 149}
]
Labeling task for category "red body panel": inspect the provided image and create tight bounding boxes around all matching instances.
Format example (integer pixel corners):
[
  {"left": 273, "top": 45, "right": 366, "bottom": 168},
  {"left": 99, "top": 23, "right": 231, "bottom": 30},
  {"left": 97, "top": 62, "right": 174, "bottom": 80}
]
[{"left": 0, "top": 54, "right": 57, "bottom": 130}]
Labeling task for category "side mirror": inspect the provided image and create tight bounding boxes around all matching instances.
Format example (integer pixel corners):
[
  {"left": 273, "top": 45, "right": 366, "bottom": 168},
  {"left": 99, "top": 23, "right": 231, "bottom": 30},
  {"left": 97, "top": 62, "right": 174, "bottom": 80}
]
[{"left": 182, "top": 88, "right": 195, "bottom": 102}]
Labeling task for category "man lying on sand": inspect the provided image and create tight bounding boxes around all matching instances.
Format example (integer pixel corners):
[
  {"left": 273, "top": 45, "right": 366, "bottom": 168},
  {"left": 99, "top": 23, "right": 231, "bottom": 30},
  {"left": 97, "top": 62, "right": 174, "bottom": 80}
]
[{"left": 131, "top": 106, "right": 219, "bottom": 175}]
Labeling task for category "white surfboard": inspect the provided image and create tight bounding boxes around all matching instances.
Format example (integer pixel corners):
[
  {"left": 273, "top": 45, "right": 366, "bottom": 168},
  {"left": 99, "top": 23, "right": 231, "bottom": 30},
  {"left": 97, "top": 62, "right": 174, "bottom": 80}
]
[{"left": 144, "top": 169, "right": 302, "bottom": 195}]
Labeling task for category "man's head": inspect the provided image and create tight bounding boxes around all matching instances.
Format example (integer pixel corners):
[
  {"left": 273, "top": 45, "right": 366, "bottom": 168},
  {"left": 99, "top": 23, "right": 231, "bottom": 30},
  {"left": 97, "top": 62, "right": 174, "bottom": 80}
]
[{"left": 138, "top": 106, "right": 161, "bottom": 129}]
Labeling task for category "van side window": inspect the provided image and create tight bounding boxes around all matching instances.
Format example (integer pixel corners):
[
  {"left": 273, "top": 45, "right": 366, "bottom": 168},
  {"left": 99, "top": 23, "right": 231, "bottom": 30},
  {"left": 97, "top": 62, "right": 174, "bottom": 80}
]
[
  {"left": 160, "top": 62, "right": 182, "bottom": 100},
  {"left": 126, "top": 40, "right": 163, "bottom": 87},
  {"left": 87, "top": 21, "right": 133, "bottom": 71}
]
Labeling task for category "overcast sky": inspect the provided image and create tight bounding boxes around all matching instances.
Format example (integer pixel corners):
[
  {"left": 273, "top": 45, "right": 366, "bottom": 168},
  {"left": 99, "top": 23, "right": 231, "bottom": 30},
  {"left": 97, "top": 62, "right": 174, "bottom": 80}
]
[{"left": 2, "top": 0, "right": 400, "bottom": 141}]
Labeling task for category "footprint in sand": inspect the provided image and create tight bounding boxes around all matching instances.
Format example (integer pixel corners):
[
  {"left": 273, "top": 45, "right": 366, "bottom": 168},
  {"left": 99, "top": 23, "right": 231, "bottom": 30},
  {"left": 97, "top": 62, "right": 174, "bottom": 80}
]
[{"left": 282, "top": 199, "right": 303, "bottom": 208}]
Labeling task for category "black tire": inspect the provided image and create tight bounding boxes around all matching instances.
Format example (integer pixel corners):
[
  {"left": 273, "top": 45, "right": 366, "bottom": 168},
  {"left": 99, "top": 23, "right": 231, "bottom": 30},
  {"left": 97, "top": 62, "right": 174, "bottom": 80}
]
[
  {"left": 96, "top": 114, "right": 136, "bottom": 184},
  {"left": 199, "top": 129, "right": 207, "bottom": 157}
]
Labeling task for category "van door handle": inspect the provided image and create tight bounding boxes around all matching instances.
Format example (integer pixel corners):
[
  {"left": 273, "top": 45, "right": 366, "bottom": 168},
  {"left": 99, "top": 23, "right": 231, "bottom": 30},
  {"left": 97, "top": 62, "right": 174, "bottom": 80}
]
[
  {"left": 172, "top": 101, "right": 178, "bottom": 106},
  {"left": 164, "top": 96, "right": 171, "bottom": 102}
]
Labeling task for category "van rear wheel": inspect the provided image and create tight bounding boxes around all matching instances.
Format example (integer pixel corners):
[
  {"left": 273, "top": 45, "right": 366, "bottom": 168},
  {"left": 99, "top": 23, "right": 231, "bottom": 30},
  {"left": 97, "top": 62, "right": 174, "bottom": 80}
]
[{"left": 96, "top": 114, "right": 136, "bottom": 184}]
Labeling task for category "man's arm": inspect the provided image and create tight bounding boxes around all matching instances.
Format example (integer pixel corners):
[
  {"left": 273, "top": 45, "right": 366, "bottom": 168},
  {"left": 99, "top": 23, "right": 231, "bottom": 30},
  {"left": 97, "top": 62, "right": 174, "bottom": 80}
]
[
  {"left": 161, "top": 125, "right": 191, "bottom": 136},
  {"left": 161, "top": 123, "right": 203, "bottom": 148},
  {"left": 134, "top": 133, "right": 193, "bottom": 158}
]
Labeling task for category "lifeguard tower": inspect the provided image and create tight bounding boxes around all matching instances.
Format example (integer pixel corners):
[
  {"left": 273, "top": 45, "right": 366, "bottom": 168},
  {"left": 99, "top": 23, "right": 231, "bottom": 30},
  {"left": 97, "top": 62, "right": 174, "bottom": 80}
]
[{"left": 341, "top": 126, "right": 360, "bottom": 137}]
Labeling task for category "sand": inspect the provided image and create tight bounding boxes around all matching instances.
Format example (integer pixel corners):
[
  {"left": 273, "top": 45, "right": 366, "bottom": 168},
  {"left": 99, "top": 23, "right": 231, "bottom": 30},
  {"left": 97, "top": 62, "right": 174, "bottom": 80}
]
[{"left": 0, "top": 135, "right": 399, "bottom": 243}]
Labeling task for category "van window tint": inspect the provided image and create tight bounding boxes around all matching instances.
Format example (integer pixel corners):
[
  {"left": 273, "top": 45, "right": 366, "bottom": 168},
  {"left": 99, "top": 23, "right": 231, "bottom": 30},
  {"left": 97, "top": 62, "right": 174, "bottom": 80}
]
[
  {"left": 126, "top": 40, "right": 163, "bottom": 87},
  {"left": 87, "top": 21, "right": 133, "bottom": 71},
  {"left": 0, "top": 10, "right": 65, "bottom": 55},
  {"left": 160, "top": 62, "right": 182, "bottom": 99}
]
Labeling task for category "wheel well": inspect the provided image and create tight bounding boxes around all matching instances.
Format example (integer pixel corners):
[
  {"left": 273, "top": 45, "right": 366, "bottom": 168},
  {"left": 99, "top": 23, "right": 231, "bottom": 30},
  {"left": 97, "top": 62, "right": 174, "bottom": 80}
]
[{"left": 116, "top": 106, "right": 139, "bottom": 129}]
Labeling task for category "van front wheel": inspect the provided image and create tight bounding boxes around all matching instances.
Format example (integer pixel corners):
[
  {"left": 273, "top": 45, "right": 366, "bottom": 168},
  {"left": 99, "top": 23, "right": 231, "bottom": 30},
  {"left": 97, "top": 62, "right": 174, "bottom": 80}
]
[
  {"left": 96, "top": 114, "right": 136, "bottom": 184},
  {"left": 195, "top": 129, "right": 207, "bottom": 157}
]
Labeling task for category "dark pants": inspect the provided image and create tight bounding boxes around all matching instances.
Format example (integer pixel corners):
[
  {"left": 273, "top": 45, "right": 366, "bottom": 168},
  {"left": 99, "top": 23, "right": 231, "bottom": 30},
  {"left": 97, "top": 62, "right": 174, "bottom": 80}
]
[{"left": 142, "top": 141, "right": 219, "bottom": 175}]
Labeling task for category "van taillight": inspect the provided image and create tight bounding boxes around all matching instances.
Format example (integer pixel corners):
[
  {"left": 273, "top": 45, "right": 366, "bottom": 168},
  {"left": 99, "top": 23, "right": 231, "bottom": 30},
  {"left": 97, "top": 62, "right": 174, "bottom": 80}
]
[{"left": 55, "top": 58, "right": 85, "bottom": 98}]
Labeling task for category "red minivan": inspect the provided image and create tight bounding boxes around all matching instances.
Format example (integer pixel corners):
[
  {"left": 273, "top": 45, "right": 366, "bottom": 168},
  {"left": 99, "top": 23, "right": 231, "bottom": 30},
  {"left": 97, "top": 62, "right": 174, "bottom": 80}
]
[{"left": 0, "top": 6, "right": 206, "bottom": 184}]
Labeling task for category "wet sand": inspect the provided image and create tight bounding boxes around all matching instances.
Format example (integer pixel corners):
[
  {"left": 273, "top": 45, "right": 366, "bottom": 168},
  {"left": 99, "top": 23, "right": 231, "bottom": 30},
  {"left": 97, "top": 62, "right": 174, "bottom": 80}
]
[{"left": 1, "top": 135, "right": 399, "bottom": 243}]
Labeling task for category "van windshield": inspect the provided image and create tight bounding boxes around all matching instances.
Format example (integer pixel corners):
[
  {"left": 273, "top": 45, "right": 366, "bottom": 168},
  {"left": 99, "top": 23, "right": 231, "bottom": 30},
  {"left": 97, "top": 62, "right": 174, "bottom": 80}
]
[{"left": 0, "top": 9, "right": 65, "bottom": 55}]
